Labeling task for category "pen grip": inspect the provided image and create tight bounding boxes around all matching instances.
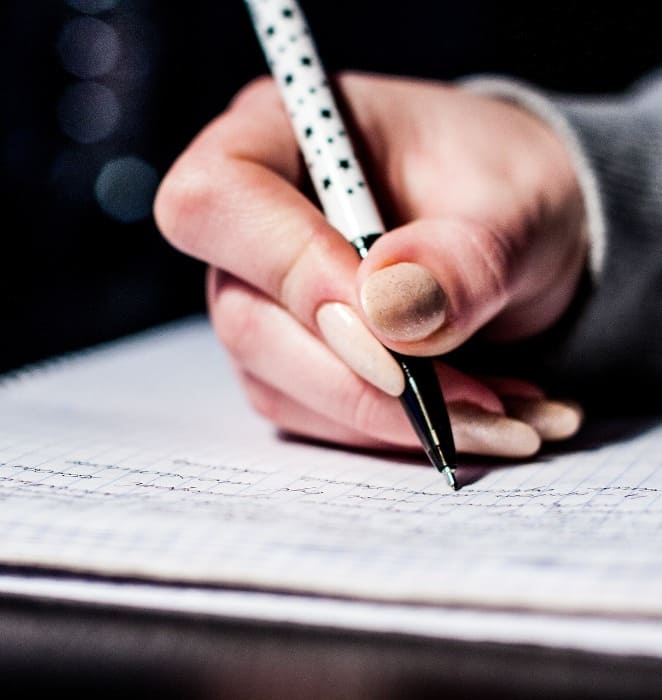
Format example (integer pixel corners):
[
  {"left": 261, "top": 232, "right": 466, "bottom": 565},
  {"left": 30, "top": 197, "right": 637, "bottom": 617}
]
[{"left": 352, "top": 236, "right": 457, "bottom": 471}]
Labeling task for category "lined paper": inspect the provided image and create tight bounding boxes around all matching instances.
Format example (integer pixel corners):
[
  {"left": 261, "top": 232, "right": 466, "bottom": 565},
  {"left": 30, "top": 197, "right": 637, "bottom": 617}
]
[{"left": 1, "top": 318, "right": 661, "bottom": 617}]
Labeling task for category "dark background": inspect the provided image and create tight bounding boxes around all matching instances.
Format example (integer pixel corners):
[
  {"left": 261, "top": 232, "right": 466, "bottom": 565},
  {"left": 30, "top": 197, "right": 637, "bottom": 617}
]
[
  {"left": 1, "top": 6, "right": 661, "bottom": 695},
  {"left": 1, "top": 0, "right": 660, "bottom": 374}
]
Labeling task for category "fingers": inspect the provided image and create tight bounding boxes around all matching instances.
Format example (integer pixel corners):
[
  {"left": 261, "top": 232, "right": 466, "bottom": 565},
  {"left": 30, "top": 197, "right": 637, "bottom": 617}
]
[
  {"left": 238, "top": 371, "right": 397, "bottom": 450},
  {"left": 155, "top": 77, "right": 361, "bottom": 332},
  {"left": 478, "top": 375, "right": 583, "bottom": 441},
  {"left": 356, "top": 217, "right": 525, "bottom": 356},
  {"left": 477, "top": 375, "right": 583, "bottom": 440},
  {"left": 502, "top": 397, "right": 583, "bottom": 442},
  {"left": 209, "top": 272, "right": 412, "bottom": 445},
  {"left": 356, "top": 213, "right": 588, "bottom": 357},
  {"left": 477, "top": 376, "right": 545, "bottom": 399},
  {"left": 240, "top": 372, "right": 543, "bottom": 458},
  {"left": 209, "top": 271, "right": 556, "bottom": 457},
  {"left": 207, "top": 267, "right": 404, "bottom": 399},
  {"left": 208, "top": 270, "right": 488, "bottom": 441},
  {"left": 450, "top": 402, "right": 540, "bottom": 457}
]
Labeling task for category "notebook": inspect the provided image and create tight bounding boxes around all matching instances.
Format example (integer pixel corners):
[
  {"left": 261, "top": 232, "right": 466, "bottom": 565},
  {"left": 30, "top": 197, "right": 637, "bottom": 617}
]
[{"left": 1, "top": 317, "right": 661, "bottom": 657}]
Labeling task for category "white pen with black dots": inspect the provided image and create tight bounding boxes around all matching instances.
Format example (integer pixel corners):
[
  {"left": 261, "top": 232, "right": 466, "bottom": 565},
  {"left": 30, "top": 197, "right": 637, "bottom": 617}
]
[{"left": 243, "top": 0, "right": 458, "bottom": 488}]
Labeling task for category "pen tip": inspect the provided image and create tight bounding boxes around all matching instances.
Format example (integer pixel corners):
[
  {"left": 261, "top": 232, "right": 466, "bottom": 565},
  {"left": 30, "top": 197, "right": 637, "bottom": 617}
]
[
  {"left": 426, "top": 446, "right": 458, "bottom": 490},
  {"left": 443, "top": 466, "right": 458, "bottom": 491}
]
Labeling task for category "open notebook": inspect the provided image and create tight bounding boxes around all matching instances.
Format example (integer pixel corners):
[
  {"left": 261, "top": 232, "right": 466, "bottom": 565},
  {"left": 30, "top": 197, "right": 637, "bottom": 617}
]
[{"left": 1, "top": 317, "right": 662, "bottom": 656}]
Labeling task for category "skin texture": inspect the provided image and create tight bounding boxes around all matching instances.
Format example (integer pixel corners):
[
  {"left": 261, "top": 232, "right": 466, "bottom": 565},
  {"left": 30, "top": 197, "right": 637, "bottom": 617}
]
[{"left": 154, "top": 72, "right": 587, "bottom": 458}]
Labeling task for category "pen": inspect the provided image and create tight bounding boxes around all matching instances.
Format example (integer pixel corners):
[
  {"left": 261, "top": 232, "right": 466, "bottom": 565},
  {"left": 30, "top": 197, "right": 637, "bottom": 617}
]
[{"left": 243, "top": 0, "right": 458, "bottom": 488}]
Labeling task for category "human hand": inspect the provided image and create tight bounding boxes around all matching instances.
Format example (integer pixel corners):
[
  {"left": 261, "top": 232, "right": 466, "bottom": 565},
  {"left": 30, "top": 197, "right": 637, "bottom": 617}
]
[{"left": 155, "top": 73, "right": 585, "bottom": 458}]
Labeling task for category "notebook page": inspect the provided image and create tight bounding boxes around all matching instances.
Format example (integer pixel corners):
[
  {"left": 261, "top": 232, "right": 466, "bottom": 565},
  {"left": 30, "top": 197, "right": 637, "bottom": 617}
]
[
  {"left": 1, "top": 318, "right": 661, "bottom": 616},
  {"left": 3, "top": 575, "right": 662, "bottom": 658}
]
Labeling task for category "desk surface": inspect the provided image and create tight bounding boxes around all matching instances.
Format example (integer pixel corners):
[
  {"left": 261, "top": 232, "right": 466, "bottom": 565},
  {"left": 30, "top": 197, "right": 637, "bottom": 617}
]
[{"left": 1, "top": 595, "right": 662, "bottom": 700}]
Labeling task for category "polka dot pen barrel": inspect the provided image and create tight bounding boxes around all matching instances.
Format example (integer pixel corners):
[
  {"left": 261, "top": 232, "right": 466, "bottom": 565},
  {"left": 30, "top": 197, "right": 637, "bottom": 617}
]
[{"left": 243, "top": 0, "right": 458, "bottom": 488}]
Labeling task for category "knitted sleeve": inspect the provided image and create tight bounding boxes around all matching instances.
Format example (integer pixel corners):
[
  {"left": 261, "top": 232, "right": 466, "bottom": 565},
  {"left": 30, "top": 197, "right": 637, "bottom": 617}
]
[{"left": 460, "top": 71, "right": 662, "bottom": 409}]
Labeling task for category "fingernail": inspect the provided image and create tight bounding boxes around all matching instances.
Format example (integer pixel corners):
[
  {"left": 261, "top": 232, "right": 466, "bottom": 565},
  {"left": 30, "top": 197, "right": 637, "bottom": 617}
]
[
  {"left": 449, "top": 402, "right": 541, "bottom": 457},
  {"left": 316, "top": 302, "right": 405, "bottom": 397},
  {"left": 360, "top": 262, "right": 447, "bottom": 342},
  {"left": 503, "top": 397, "right": 583, "bottom": 441}
]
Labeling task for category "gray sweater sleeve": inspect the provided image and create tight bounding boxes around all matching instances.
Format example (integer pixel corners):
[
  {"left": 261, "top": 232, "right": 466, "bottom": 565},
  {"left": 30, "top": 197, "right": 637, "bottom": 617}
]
[{"left": 460, "top": 71, "right": 662, "bottom": 410}]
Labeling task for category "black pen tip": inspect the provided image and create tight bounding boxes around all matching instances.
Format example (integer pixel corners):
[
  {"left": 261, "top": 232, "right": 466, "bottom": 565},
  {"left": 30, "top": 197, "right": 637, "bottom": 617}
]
[
  {"left": 443, "top": 466, "right": 458, "bottom": 491},
  {"left": 426, "top": 446, "right": 458, "bottom": 490}
]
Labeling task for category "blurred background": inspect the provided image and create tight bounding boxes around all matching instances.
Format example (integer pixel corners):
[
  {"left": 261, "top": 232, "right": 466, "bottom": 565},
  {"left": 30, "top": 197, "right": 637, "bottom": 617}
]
[{"left": 1, "top": 0, "right": 659, "bottom": 374}]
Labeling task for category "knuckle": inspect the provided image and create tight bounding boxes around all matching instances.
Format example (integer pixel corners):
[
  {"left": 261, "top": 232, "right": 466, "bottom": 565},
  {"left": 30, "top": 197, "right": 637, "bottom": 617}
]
[
  {"left": 467, "top": 222, "right": 518, "bottom": 303},
  {"left": 229, "top": 75, "right": 278, "bottom": 112},
  {"left": 276, "top": 219, "right": 332, "bottom": 311},
  {"left": 153, "top": 157, "right": 213, "bottom": 256},
  {"left": 333, "top": 69, "right": 360, "bottom": 88},
  {"left": 335, "top": 70, "right": 375, "bottom": 97}
]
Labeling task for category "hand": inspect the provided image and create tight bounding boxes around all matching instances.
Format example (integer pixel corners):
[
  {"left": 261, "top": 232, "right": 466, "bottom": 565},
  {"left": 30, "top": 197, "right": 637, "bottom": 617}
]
[{"left": 155, "top": 73, "right": 585, "bottom": 458}]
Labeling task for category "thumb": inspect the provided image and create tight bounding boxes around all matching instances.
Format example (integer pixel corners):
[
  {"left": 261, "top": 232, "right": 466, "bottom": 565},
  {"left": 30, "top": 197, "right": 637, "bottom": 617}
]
[{"left": 356, "top": 217, "right": 529, "bottom": 356}]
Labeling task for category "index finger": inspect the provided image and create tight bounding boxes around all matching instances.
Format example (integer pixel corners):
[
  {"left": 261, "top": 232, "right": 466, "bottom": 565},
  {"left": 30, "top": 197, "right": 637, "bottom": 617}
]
[{"left": 154, "top": 76, "right": 361, "bottom": 328}]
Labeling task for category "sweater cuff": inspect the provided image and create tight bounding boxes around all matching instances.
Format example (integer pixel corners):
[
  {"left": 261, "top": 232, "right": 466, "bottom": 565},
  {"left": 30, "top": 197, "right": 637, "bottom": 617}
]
[{"left": 459, "top": 76, "right": 606, "bottom": 278}]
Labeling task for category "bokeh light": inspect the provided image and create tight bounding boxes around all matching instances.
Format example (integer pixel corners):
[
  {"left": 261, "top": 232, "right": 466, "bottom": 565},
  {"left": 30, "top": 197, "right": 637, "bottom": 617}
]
[
  {"left": 57, "top": 81, "right": 121, "bottom": 144},
  {"left": 94, "top": 156, "right": 159, "bottom": 223},
  {"left": 57, "top": 17, "right": 120, "bottom": 79},
  {"left": 111, "top": 14, "right": 157, "bottom": 83}
]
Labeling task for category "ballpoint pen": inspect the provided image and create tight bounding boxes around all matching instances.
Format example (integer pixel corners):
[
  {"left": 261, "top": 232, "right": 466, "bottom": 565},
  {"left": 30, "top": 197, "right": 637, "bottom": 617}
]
[{"left": 243, "top": 0, "right": 458, "bottom": 488}]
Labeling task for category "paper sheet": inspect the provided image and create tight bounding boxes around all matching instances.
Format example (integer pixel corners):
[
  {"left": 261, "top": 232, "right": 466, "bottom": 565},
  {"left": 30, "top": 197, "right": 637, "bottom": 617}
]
[
  {"left": 2, "top": 575, "right": 662, "bottom": 659},
  {"left": 1, "top": 318, "right": 661, "bottom": 618}
]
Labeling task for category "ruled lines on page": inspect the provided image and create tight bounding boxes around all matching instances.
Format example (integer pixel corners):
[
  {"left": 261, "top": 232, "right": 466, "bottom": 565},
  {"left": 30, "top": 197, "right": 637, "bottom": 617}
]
[{"left": 0, "top": 318, "right": 661, "bottom": 617}]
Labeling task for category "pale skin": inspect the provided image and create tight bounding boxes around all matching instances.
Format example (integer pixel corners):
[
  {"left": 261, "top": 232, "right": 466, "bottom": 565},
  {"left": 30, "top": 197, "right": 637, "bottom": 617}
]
[{"left": 154, "top": 72, "right": 588, "bottom": 458}]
